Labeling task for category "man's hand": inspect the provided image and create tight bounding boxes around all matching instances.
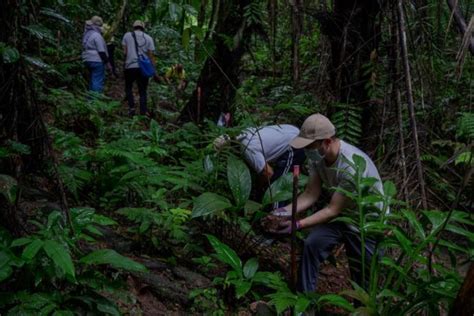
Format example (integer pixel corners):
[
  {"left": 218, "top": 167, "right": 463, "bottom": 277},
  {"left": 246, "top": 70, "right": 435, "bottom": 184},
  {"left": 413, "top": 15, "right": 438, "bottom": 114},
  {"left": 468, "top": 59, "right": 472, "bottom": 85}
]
[
  {"left": 261, "top": 163, "right": 274, "bottom": 180},
  {"left": 275, "top": 220, "right": 301, "bottom": 234},
  {"left": 106, "top": 63, "right": 113, "bottom": 72}
]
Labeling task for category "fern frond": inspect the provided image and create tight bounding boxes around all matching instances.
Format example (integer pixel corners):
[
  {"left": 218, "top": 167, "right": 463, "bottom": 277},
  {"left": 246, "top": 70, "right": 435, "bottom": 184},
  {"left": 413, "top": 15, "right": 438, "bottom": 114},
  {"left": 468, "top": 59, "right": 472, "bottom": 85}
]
[
  {"left": 331, "top": 104, "right": 362, "bottom": 145},
  {"left": 457, "top": 112, "right": 474, "bottom": 141}
]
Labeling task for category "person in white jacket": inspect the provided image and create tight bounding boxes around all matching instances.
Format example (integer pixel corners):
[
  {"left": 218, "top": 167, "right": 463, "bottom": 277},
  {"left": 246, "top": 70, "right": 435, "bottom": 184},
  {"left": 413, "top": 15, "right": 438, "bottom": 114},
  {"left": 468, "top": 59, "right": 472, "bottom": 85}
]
[{"left": 81, "top": 16, "right": 110, "bottom": 93}]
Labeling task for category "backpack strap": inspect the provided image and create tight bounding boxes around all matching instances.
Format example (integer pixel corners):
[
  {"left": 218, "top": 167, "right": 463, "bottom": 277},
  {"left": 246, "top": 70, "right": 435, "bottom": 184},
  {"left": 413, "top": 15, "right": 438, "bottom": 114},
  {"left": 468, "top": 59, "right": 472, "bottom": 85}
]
[{"left": 131, "top": 31, "right": 141, "bottom": 57}]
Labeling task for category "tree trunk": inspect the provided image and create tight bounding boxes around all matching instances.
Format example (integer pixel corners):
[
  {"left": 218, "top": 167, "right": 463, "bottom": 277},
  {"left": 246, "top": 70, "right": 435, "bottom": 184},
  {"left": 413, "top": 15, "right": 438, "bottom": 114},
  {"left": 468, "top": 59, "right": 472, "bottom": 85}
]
[
  {"left": 397, "top": 0, "right": 428, "bottom": 210},
  {"left": 0, "top": 0, "right": 49, "bottom": 234},
  {"left": 326, "top": 0, "right": 383, "bottom": 127},
  {"left": 268, "top": 0, "right": 278, "bottom": 78},
  {"left": 179, "top": 0, "right": 252, "bottom": 124},
  {"left": 447, "top": 0, "right": 474, "bottom": 55},
  {"left": 291, "top": 0, "right": 303, "bottom": 83},
  {"left": 0, "top": 0, "right": 75, "bottom": 234},
  {"left": 195, "top": 0, "right": 208, "bottom": 61},
  {"left": 450, "top": 262, "right": 474, "bottom": 316}
]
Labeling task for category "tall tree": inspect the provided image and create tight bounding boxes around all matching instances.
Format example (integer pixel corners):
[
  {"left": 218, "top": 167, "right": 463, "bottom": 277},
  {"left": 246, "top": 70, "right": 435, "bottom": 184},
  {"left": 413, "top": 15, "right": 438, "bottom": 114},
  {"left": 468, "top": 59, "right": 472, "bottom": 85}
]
[
  {"left": 291, "top": 0, "right": 303, "bottom": 83},
  {"left": 324, "top": 0, "right": 384, "bottom": 125},
  {"left": 0, "top": 0, "right": 49, "bottom": 234},
  {"left": 179, "top": 0, "right": 254, "bottom": 123}
]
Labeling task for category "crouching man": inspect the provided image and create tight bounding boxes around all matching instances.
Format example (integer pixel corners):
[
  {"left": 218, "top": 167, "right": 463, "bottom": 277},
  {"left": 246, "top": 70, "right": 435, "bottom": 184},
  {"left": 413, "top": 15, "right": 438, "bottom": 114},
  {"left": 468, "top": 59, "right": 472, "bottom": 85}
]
[{"left": 273, "top": 113, "right": 385, "bottom": 292}]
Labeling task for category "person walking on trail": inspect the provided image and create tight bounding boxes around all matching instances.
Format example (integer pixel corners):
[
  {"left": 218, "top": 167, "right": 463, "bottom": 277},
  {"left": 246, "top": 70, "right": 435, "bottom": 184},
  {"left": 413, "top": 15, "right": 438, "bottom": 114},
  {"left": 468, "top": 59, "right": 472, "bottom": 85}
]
[
  {"left": 82, "top": 16, "right": 111, "bottom": 93},
  {"left": 122, "top": 20, "right": 156, "bottom": 116},
  {"left": 214, "top": 124, "right": 306, "bottom": 208},
  {"left": 270, "top": 113, "right": 385, "bottom": 292}
]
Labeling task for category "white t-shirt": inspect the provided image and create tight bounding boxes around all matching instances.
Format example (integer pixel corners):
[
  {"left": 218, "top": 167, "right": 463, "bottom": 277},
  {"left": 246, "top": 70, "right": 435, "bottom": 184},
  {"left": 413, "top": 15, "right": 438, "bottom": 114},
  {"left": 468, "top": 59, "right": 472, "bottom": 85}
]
[
  {"left": 308, "top": 140, "right": 386, "bottom": 219},
  {"left": 239, "top": 125, "right": 299, "bottom": 173},
  {"left": 82, "top": 31, "right": 108, "bottom": 63},
  {"left": 122, "top": 31, "right": 155, "bottom": 69}
]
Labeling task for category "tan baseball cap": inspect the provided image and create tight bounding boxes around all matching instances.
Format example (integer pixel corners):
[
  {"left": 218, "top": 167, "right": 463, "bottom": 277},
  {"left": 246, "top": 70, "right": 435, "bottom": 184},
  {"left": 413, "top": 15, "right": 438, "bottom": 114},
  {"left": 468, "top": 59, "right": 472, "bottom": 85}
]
[
  {"left": 290, "top": 113, "right": 336, "bottom": 149},
  {"left": 86, "top": 16, "right": 103, "bottom": 26},
  {"left": 133, "top": 20, "right": 145, "bottom": 29}
]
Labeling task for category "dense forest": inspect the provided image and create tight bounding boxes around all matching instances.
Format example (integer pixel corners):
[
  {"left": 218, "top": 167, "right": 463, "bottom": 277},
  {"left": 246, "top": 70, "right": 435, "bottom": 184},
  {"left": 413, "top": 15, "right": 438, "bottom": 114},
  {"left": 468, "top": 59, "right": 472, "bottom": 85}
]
[{"left": 0, "top": 0, "right": 473, "bottom": 315}]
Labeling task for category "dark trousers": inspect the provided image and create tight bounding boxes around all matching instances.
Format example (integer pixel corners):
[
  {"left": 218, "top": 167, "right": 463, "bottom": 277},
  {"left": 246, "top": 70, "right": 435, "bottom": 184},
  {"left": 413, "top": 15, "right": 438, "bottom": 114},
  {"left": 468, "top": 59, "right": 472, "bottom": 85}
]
[
  {"left": 124, "top": 68, "right": 149, "bottom": 115},
  {"left": 270, "top": 148, "right": 306, "bottom": 208},
  {"left": 297, "top": 222, "right": 377, "bottom": 292}
]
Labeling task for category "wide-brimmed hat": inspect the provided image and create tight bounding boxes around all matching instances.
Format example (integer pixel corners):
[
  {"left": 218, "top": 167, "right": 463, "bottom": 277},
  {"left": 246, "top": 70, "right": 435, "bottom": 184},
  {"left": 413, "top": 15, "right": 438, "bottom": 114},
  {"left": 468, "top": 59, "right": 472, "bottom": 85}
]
[
  {"left": 290, "top": 113, "right": 336, "bottom": 149},
  {"left": 86, "top": 16, "right": 103, "bottom": 26},
  {"left": 133, "top": 20, "right": 145, "bottom": 29}
]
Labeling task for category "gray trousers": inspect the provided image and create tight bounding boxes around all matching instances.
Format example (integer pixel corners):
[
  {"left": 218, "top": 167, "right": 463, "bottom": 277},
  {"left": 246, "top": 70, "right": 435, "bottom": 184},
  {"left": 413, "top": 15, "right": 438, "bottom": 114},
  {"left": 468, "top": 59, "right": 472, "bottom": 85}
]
[{"left": 297, "top": 222, "right": 377, "bottom": 292}]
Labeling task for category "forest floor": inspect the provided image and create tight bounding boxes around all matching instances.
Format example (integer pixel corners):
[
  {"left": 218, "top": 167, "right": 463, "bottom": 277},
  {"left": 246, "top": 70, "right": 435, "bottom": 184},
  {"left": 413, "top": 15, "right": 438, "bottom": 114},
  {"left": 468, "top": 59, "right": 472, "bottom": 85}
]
[{"left": 93, "top": 75, "right": 352, "bottom": 315}]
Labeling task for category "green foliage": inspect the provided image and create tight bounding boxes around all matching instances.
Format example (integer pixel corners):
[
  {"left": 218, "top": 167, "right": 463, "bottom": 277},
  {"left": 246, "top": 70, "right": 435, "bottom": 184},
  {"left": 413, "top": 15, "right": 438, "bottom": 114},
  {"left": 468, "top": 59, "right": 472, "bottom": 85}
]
[
  {"left": 331, "top": 104, "right": 362, "bottom": 145},
  {"left": 206, "top": 234, "right": 279, "bottom": 299},
  {"left": 0, "top": 209, "right": 143, "bottom": 315},
  {"left": 0, "top": 174, "right": 18, "bottom": 204},
  {"left": 457, "top": 111, "right": 474, "bottom": 141},
  {"left": 192, "top": 155, "right": 259, "bottom": 219},
  {"left": 0, "top": 42, "right": 20, "bottom": 63},
  {"left": 117, "top": 206, "right": 191, "bottom": 251},
  {"left": 327, "top": 155, "right": 472, "bottom": 315},
  {"left": 262, "top": 172, "right": 308, "bottom": 207},
  {"left": 243, "top": 2, "right": 264, "bottom": 28},
  {"left": 192, "top": 193, "right": 221, "bottom": 217},
  {"left": 227, "top": 155, "right": 252, "bottom": 207},
  {"left": 189, "top": 287, "right": 225, "bottom": 315},
  {"left": 80, "top": 249, "right": 146, "bottom": 272},
  {"left": 192, "top": 255, "right": 217, "bottom": 272}
]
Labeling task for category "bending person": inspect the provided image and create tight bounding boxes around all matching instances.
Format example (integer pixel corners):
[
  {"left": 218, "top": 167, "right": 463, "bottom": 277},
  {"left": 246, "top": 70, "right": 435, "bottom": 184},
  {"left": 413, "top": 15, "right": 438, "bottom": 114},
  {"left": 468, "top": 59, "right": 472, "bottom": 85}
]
[{"left": 214, "top": 124, "right": 305, "bottom": 208}]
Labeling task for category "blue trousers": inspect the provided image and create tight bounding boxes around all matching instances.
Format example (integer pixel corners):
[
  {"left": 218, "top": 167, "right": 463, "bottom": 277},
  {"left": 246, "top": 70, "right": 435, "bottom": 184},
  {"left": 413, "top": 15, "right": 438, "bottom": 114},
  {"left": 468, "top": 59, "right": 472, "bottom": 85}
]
[
  {"left": 297, "top": 222, "right": 377, "bottom": 292},
  {"left": 85, "top": 61, "right": 105, "bottom": 93}
]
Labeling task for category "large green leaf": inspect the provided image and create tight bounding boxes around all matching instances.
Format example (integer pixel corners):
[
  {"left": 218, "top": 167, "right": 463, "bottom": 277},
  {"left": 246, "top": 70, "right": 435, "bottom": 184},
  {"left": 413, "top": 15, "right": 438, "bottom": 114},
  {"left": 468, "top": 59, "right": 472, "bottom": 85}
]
[
  {"left": 234, "top": 280, "right": 251, "bottom": 298},
  {"left": 445, "top": 224, "right": 474, "bottom": 240},
  {"left": 401, "top": 209, "right": 425, "bottom": 239},
  {"left": 318, "top": 294, "right": 354, "bottom": 312},
  {"left": 243, "top": 257, "right": 259, "bottom": 279},
  {"left": 80, "top": 249, "right": 146, "bottom": 272},
  {"left": 383, "top": 181, "right": 397, "bottom": 197},
  {"left": 206, "top": 234, "right": 242, "bottom": 273},
  {"left": 192, "top": 192, "right": 232, "bottom": 218},
  {"left": 0, "top": 251, "right": 13, "bottom": 282},
  {"left": 423, "top": 210, "right": 448, "bottom": 233},
  {"left": 295, "top": 296, "right": 311, "bottom": 314},
  {"left": 352, "top": 154, "right": 367, "bottom": 174},
  {"left": 262, "top": 173, "right": 292, "bottom": 206},
  {"left": 0, "top": 264, "right": 12, "bottom": 282},
  {"left": 43, "top": 240, "right": 75, "bottom": 279},
  {"left": 40, "top": 8, "right": 71, "bottom": 24},
  {"left": 227, "top": 156, "right": 251, "bottom": 206},
  {"left": 22, "top": 24, "right": 55, "bottom": 42},
  {"left": 393, "top": 229, "right": 413, "bottom": 254},
  {"left": 268, "top": 290, "right": 297, "bottom": 315},
  {"left": 22, "top": 239, "right": 43, "bottom": 260}
]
